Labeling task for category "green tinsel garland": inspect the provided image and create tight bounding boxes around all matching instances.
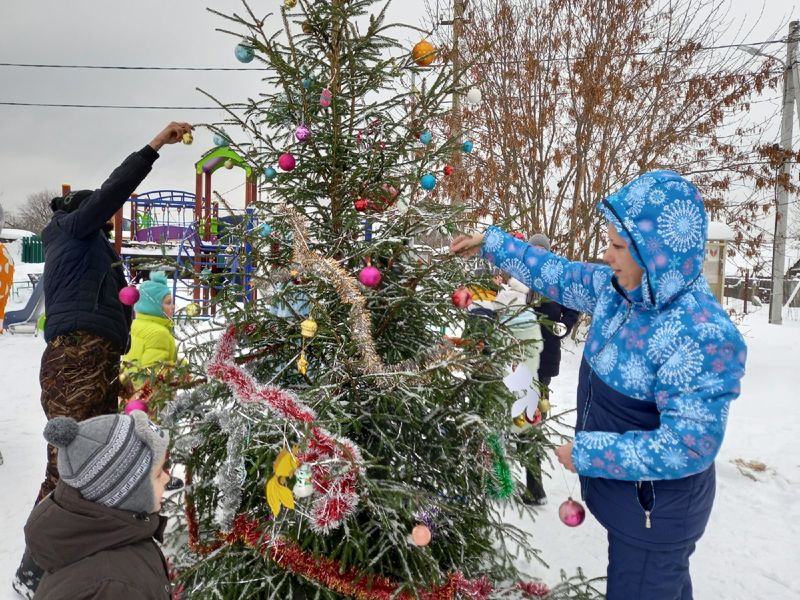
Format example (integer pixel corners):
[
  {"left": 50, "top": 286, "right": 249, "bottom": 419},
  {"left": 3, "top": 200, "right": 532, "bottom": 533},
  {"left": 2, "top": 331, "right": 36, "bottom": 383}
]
[{"left": 485, "top": 433, "right": 515, "bottom": 499}]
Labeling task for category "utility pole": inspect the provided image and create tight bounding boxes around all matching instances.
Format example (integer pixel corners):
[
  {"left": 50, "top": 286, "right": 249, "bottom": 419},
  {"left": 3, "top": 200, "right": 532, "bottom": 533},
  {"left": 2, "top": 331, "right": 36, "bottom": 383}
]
[
  {"left": 770, "top": 20, "right": 798, "bottom": 325},
  {"left": 441, "top": 0, "right": 467, "bottom": 202}
]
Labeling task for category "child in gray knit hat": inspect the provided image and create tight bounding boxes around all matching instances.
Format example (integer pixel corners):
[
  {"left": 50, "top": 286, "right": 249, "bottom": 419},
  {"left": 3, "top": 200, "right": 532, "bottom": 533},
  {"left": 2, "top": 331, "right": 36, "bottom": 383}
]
[{"left": 19, "top": 411, "right": 173, "bottom": 599}]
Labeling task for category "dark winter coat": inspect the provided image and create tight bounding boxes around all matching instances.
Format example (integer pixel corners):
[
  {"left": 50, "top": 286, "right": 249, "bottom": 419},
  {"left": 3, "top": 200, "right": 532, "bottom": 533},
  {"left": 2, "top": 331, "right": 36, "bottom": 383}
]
[
  {"left": 482, "top": 170, "right": 747, "bottom": 549},
  {"left": 24, "top": 481, "right": 171, "bottom": 599},
  {"left": 42, "top": 146, "right": 159, "bottom": 353},
  {"left": 528, "top": 295, "right": 581, "bottom": 378}
]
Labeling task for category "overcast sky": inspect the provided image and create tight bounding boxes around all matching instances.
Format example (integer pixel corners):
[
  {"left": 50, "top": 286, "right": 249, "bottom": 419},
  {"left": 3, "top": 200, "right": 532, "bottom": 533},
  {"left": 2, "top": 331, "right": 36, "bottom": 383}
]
[{"left": 0, "top": 0, "right": 796, "bottom": 218}]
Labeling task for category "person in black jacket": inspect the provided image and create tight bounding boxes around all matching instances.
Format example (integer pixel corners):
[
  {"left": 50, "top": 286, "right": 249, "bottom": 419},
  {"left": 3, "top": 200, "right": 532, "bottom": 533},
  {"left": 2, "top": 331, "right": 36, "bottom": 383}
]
[
  {"left": 523, "top": 233, "right": 581, "bottom": 504},
  {"left": 12, "top": 121, "right": 192, "bottom": 600}
]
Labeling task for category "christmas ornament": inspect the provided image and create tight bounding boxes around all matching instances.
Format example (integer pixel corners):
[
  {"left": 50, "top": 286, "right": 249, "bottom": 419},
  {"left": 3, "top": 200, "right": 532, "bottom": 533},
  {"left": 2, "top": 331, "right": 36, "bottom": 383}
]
[
  {"left": 466, "top": 86, "right": 482, "bottom": 105},
  {"left": 119, "top": 285, "right": 140, "bottom": 306},
  {"left": 295, "top": 124, "right": 311, "bottom": 142},
  {"left": 320, "top": 88, "right": 332, "bottom": 108},
  {"left": 420, "top": 173, "right": 437, "bottom": 190},
  {"left": 185, "top": 302, "right": 200, "bottom": 317},
  {"left": 283, "top": 0, "right": 297, "bottom": 8},
  {"left": 235, "top": 43, "right": 255, "bottom": 63},
  {"left": 462, "top": 140, "right": 474, "bottom": 153},
  {"left": 301, "top": 20, "right": 314, "bottom": 34},
  {"left": 301, "top": 76, "right": 313, "bottom": 89},
  {"left": 443, "top": 164, "right": 454, "bottom": 176},
  {"left": 181, "top": 131, "right": 193, "bottom": 145},
  {"left": 124, "top": 399, "right": 148, "bottom": 415},
  {"left": 213, "top": 133, "right": 229, "bottom": 147},
  {"left": 511, "top": 231, "right": 526, "bottom": 240},
  {"left": 265, "top": 448, "right": 298, "bottom": 517},
  {"left": 419, "top": 130, "right": 433, "bottom": 145},
  {"left": 553, "top": 322, "right": 568, "bottom": 337},
  {"left": 224, "top": 158, "right": 235, "bottom": 170},
  {"left": 300, "top": 318, "right": 318, "bottom": 338},
  {"left": 412, "top": 40, "right": 437, "bottom": 66},
  {"left": 358, "top": 265, "right": 381, "bottom": 288},
  {"left": 293, "top": 464, "right": 314, "bottom": 498},
  {"left": 354, "top": 198, "right": 369, "bottom": 211},
  {"left": 201, "top": 267, "right": 212, "bottom": 278},
  {"left": 278, "top": 153, "right": 296, "bottom": 171},
  {"left": 451, "top": 286, "right": 473, "bottom": 309},
  {"left": 259, "top": 223, "right": 273, "bottom": 237},
  {"left": 485, "top": 434, "right": 515, "bottom": 499},
  {"left": 558, "top": 497, "right": 586, "bottom": 527},
  {"left": 411, "top": 524, "right": 432, "bottom": 546},
  {"left": 538, "top": 397, "right": 551, "bottom": 414},
  {"left": 264, "top": 166, "right": 277, "bottom": 180},
  {"left": 297, "top": 351, "right": 309, "bottom": 375}
]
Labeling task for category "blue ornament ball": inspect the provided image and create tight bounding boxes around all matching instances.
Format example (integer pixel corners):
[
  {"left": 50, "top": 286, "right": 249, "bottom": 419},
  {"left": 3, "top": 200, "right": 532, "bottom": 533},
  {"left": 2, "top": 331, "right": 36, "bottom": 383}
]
[
  {"left": 213, "top": 133, "right": 230, "bottom": 147},
  {"left": 259, "top": 223, "right": 273, "bottom": 237},
  {"left": 301, "top": 77, "right": 313, "bottom": 90},
  {"left": 462, "top": 140, "right": 474, "bottom": 153},
  {"left": 263, "top": 166, "right": 277, "bottom": 180},
  {"left": 419, "top": 130, "right": 433, "bottom": 145},
  {"left": 235, "top": 43, "right": 255, "bottom": 63},
  {"left": 420, "top": 174, "right": 437, "bottom": 191}
]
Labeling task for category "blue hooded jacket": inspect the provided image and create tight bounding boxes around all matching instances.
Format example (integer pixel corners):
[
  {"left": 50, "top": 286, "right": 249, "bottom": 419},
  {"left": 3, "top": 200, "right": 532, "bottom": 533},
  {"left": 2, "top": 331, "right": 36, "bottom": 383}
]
[{"left": 481, "top": 171, "right": 747, "bottom": 549}]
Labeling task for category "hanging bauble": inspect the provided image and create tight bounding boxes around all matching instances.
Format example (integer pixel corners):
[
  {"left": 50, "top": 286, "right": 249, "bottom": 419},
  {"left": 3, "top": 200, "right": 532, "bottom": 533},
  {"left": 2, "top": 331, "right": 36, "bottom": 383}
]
[
  {"left": 297, "top": 351, "right": 309, "bottom": 375},
  {"left": 225, "top": 245, "right": 235, "bottom": 254},
  {"left": 293, "top": 464, "right": 314, "bottom": 498},
  {"left": 420, "top": 174, "right": 437, "bottom": 190},
  {"left": 278, "top": 153, "right": 296, "bottom": 171},
  {"left": 224, "top": 158, "right": 235, "bottom": 170},
  {"left": 295, "top": 124, "right": 311, "bottom": 142},
  {"left": 451, "top": 286, "right": 473, "bottom": 309},
  {"left": 300, "top": 318, "right": 318, "bottom": 338},
  {"left": 511, "top": 232, "right": 525, "bottom": 240},
  {"left": 119, "top": 285, "right": 140, "bottom": 306},
  {"left": 466, "top": 86, "right": 482, "bottom": 105},
  {"left": 181, "top": 132, "right": 193, "bottom": 145},
  {"left": 263, "top": 166, "right": 277, "bottom": 180},
  {"left": 512, "top": 414, "right": 529, "bottom": 430},
  {"left": 443, "top": 164, "right": 454, "bottom": 176},
  {"left": 284, "top": 0, "right": 297, "bottom": 8},
  {"left": 259, "top": 223, "right": 273, "bottom": 237},
  {"left": 213, "top": 133, "right": 230, "bottom": 147},
  {"left": 525, "top": 408, "right": 542, "bottom": 426},
  {"left": 301, "top": 77, "right": 313, "bottom": 89},
  {"left": 412, "top": 40, "right": 437, "bottom": 66},
  {"left": 419, "top": 130, "right": 433, "bottom": 145},
  {"left": 558, "top": 497, "right": 586, "bottom": 527},
  {"left": 354, "top": 198, "right": 369, "bottom": 212},
  {"left": 235, "top": 43, "right": 255, "bottom": 63},
  {"left": 124, "top": 399, "right": 148, "bottom": 415},
  {"left": 358, "top": 266, "right": 382, "bottom": 288},
  {"left": 462, "top": 140, "right": 474, "bottom": 153},
  {"left": 185, "top": 302, "right": 201, "bottom": 317},
  {"left": 301, "top": 20, "right": 314, "bottom": 34},
  {"left": 411, "top": 524, "right": 432, "bottom": 546},
  {"left": 538, "top": 397, "right": 551, "bottom": 414},
  {"left": 320, "top": 88, "right": 333, "bottom": 108},
  {"left": 553, "top": 322, "right": 568, "bottom": 337},
  {"left": 200, "top": 267, "right": 212, "bottom": 278}
]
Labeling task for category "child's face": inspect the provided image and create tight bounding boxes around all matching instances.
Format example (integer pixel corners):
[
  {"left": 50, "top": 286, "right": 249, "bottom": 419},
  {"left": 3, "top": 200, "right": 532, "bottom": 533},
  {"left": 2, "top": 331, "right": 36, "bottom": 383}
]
[
  {"left": 161, "top": 294, "right": 175, "bottom": 319},
  {"left": 152, "top": 454, "right": 172, "bottom": 512}
]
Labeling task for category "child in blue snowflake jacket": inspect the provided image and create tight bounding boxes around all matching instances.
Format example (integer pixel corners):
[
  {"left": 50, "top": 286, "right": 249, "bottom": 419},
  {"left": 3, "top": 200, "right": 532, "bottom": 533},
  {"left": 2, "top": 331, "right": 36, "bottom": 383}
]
[{"left": 450, "top": 170, "right": 747, "bottom": 600}]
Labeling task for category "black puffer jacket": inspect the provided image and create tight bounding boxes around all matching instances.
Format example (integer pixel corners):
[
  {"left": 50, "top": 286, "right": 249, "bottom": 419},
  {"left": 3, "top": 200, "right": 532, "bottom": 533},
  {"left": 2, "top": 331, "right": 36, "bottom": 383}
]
[{"left": 42, "top": 146, "right": 159, "bottom": 352}]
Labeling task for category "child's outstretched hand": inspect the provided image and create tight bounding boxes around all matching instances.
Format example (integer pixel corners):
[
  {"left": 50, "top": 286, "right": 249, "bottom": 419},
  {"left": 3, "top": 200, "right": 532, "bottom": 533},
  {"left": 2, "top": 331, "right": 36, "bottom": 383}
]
[
  {"left": 449, "top": 232, "right": 484, "bottom": 257},
  {"left": 149, "top": 122, "right": 194, "bottom": 151}
]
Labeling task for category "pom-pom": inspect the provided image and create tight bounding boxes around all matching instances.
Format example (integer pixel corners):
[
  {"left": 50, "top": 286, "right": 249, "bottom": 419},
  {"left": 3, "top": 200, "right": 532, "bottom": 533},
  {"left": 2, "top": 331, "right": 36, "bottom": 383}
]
[
  {"left": 124, "top": 400, "right": 149, "bottom": 415},
  {"left": 149, "top": 271, "right": 169, "bottom": 285},
  {"left": 43, "top": 416, "right": 80, "bottom": 448}
]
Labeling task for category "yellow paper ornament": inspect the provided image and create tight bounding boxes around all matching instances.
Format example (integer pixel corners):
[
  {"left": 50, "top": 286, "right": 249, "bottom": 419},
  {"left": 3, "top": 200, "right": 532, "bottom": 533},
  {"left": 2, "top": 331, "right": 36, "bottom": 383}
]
[
  {"left": 181, "top": 132, "right": 193, "bottom": 145},
  {"left": 538, "top": 397, "right": 551, "bottom": 414},
  {"left": 185, "top": 302, "right": 200, "bottom": 317},
  {"left": 284, "top": 0, "right": 297, "bottom": 8},
  {"left": 300, "top": 318, "right": 318, "bottom": 338},
  {"left": 265, "top": 448, "right": 298, "bottom": 517},
  {"left": 297, "top": 351, "right": 309, "bottom": 375}
]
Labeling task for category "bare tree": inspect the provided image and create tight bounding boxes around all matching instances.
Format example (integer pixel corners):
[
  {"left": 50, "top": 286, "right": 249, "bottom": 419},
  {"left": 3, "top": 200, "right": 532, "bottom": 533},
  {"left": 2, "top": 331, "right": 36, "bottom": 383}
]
[
  {"left": 10, "top": 189, "right": 57, "bottom": 235},
  {"left": 431, "top": 0, "right": 791, "bottom": 261}
]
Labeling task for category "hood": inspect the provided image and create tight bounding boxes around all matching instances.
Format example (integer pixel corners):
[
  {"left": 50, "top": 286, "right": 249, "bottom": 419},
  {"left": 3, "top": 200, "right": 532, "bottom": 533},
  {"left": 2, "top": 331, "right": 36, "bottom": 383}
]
[
  {"left": 25, "top": 481, "right": 165, "bottom": 573},
  {"left": 598, "top": 170, "right": 708, "bottom": 309}
]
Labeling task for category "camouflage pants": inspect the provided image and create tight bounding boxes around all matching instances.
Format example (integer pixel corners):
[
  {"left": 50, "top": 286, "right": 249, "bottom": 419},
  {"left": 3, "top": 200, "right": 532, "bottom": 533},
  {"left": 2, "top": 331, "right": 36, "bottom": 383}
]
[{"left": 36, "top": 332, "right": 122, "bottom": 502}]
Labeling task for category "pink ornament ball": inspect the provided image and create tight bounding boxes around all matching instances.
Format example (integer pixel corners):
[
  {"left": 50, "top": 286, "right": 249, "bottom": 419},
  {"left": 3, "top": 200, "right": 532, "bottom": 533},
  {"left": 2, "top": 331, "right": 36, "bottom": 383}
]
[
  {"left": 411, "top": 524, "right": 432, "bottom": 546},
  {"left": 124, "top": 400, "right": 148, "bottom": 415},
  {"left": 320, "top": 88, "right": 333, "bottom": 108},
  {"left": 358, "top": 266, "right": 382, "bottom": 288},
  {"left": 558, "top": 497, "right": 586, "bottom": 527},
  {"left": 451, "top": 286, "right": 473, "bottom": 309},
  {"left": 119, "top": 286, "right": 140, "bottom": 306},
  {"left": 278, "top": 153, "right": 296, "bottom": 171}
]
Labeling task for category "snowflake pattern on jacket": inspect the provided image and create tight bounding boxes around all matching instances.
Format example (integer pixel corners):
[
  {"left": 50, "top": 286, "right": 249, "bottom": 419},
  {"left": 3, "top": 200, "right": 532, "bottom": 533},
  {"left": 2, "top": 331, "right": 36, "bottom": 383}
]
[{"left": 481, "top": 170, "right": 747, "bottom": 481}]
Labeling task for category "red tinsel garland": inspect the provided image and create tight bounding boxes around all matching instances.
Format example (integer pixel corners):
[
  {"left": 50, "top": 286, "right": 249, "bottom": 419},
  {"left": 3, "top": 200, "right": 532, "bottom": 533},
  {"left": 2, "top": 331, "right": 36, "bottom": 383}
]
[{"left": 206, "top": 325, "right": 362, "bottom": 533}]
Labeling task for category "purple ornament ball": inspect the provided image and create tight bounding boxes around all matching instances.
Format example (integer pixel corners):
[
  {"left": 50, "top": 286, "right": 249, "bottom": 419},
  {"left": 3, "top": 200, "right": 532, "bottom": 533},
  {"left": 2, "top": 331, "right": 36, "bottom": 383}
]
[{"left": 295, "top": 124, "right": 311, "bottom": 142}]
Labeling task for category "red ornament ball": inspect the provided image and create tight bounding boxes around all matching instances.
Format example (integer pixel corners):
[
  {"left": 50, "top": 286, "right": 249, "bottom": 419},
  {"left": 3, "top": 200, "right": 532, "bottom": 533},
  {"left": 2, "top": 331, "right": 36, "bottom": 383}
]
[
  {"left": 511, "top": 231, "right": 526, "bottom": 240},
  {"left": 443, "top": 164, "right": 454, "bottom": 176},
  {"left": 358, "top": 266, "right": 382, "bottom": 288},
  {"left": 354, "top": 198, "right": 369, "bottom": 212},
  {"left": 278, "top": 153, "right": 296, "bottom": 171},
  {"left": 451, "top": 286, "right": 473, "bottom": 309},
  {"left": 119, "top": 285, "right": 140, "bottom": 306},
  {"left": 558, "top": 497, "right": 586, "bottom": 527}
]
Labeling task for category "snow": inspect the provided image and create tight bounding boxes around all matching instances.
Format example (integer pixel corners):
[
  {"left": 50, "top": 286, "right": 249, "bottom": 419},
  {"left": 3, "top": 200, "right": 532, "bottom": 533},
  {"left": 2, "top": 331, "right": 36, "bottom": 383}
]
[{"left": 0, "top": 289, "right": 798, "bottom": 598}]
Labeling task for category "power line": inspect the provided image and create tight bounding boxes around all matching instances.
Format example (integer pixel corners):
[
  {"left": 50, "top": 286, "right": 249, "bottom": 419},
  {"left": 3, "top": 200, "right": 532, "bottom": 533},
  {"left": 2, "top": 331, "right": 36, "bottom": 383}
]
[
  {"left": 0, "top": 63, "right": 262, "bottom": 71},
  {"left": 0, "top": 101, "right": 236, "bottom": 110}
]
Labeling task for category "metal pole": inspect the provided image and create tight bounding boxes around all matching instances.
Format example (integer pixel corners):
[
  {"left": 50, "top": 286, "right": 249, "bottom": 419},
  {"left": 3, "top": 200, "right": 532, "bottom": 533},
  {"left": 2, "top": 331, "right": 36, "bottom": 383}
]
[
  {"left": 450, "top": 0, "right": 465, "bottom": 201},
  {"left": 770, "top": 21, "right": 798, "bottom": 325}
]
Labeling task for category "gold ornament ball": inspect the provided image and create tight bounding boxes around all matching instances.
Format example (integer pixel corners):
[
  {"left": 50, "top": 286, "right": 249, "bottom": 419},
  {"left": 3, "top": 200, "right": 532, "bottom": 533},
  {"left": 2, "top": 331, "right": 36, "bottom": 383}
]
[
  {"left": 412, "top": 40, "right": 437, "bottom": 67},
  {"left": 512, "top": 414, "right": 528, "bottom": 429},
  {"left": 181, "top": 132, "right": 193, "bottom": 145},
  {"left": 302, "top": 20, "right": 314, "bottom": 34},
  {"left": 185, "top": 302, "right": 200, "bottom": 317},
  {"left": 224, "top": 158, "right": 235, "bottom": 170},
  {"left": 284, "top": 0, "right": 297, "bottom": 8},
  {"left": 538, "top": 397, "right": 551, "bottom": 414},
  {"left": 411, "top": 524, "right": 432, "bottom": 546},
  {"left": 300, "top": 318, "right": 318, "bottom": 338}
]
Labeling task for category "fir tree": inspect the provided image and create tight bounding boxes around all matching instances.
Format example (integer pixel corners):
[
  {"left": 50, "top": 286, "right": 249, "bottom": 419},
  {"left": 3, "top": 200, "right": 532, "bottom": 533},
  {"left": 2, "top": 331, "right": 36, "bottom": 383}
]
[{"left": 162, "top": 1, "right": 604, "bottom": 598}]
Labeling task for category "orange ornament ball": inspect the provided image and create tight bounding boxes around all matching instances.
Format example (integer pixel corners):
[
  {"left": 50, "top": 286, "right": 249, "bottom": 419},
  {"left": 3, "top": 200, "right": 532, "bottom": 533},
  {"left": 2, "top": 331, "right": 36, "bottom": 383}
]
[
  {"left": 411, "top": 524, "right": 432, "bottom": 546},
  {"left": 412, "top": 40, "right": 437, "bottom": 67}
]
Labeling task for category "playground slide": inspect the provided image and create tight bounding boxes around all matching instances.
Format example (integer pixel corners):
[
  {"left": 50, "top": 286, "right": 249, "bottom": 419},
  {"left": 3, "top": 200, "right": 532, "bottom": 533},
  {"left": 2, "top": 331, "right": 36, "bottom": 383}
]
[{"left": 5, "top": 274, "right": 45, "bottom": 334}]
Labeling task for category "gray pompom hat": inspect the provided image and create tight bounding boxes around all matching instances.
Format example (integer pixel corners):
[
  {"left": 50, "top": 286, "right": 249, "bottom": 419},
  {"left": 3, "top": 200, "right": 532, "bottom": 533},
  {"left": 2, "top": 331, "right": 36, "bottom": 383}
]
[
  {"left": 43, "top": 411, "right": 169, "bottom": 514},
  {"left": 528, "top": 233, "right": 551, "bottom": 251}
]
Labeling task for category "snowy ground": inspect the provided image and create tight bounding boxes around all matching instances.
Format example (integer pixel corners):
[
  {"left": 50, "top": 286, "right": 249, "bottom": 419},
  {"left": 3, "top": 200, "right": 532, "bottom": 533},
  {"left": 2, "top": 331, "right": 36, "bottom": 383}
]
[{"left": 1, "top": 270, "right": 798, "bottom": 597}]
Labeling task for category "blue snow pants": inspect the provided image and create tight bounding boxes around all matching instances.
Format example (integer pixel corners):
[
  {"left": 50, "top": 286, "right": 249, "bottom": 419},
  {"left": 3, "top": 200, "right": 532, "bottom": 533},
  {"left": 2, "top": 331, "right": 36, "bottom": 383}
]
[{"left": 606, "top": 533, "right": 695, "bottom": 600}]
